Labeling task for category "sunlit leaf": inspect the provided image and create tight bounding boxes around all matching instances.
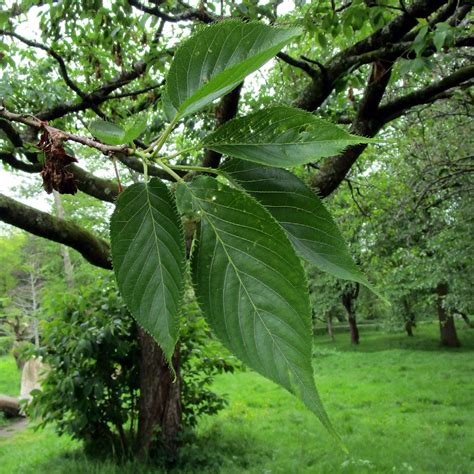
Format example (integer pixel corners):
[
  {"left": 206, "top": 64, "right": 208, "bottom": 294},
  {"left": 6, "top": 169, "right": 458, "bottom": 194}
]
[
  {"left": 166, "top": 21, "right": 301, "bottom": 119},
  {"left": 204, "top": 106, "right": 373, "bottom": 167}
]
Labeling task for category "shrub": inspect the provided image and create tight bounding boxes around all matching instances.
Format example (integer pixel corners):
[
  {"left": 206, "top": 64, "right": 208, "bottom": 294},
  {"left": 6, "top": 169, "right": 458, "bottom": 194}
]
[
  {"left": 0, "top": 336, "right": 14, "bottom": 356},
  {"left": 26, "top": 275, "right": 236, "bottom": 458}
]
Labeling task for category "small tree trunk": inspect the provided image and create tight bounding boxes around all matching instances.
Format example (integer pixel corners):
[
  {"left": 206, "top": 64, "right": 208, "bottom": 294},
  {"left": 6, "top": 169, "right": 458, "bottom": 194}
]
[
  {"left": 326, "top": 314, "right": 335, "bottom": 341},
  {"left": 403, "top": 298, "right": 415, "bottom": 337},
  {"left": 342, "top": 283, "right": 360, "bottom": 344},
  {"left": 136, "top": 328, "right": 182, "bottom": 460},
  {"left": 436, "top": 283, "right": 460, "bottom": 348},
  {"left": 347, "top": 313, "right": 360, "bottom": 344}
]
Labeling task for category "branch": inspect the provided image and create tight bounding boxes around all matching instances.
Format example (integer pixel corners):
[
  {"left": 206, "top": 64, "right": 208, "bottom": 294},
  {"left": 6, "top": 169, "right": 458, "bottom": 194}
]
[
  {"left": 0, "top": 107, "right": 131, "bottom": 155},
  {"left": 295, "top": 0, "right": 452, "bottom": 111},
  {"left": 0, "top": 152, "right": 42, "bottom": 173},
  {"left": 0, "top": 29, "right": 86, "bottom": 99},
  {"left": 0, "top": 193, "right": 111, "bottom": 269},
  {"left": 310, "top": 60, "right": 392, "bottom": 197},
  {"left": 379, "top": 65, "right": 474, "bottom": 122},
  {"left": 276, "top": 53, "right": 316, "bottom": 77},
  {"left": 37, "top": 62, "right": 150, "bottom": 121},
  {"left": 128, "top": 0, "right": 215, "bottom": 23}
]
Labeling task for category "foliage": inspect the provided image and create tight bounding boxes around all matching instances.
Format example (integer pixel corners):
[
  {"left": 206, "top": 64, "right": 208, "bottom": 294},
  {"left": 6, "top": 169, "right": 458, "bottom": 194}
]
[
  {"left": 26, "top": 275, "right": 236, "bottom": 457},
  {"left": 106, "top": 21, "right": 373, "bottom": 442},
  {"left": 0, "top": 335, "right": 14, "bottom": 356}
]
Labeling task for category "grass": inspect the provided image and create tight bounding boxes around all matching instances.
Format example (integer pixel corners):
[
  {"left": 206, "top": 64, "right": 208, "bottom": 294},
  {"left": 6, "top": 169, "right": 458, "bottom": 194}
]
[
  {"left": 0, "top": 323, "right": 473, "bottom": 473},
  {"left": 0, "top": 355, "right": 21, "bottom": 397}
]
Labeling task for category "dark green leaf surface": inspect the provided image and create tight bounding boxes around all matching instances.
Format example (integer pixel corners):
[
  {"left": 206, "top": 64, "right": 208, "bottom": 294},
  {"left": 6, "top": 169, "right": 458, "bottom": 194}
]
[
  {"left": 110, "top": 178, "right": 185, "bottom": 361},
  {"left": 89, "top": 120, "right": 126, "bottom": 145},
  {"left": 187, "top": 176, "right": 337, "bottom": 436},
  {"left": 166, "top": 21, "right": 300, "bottom": 119},
  {"left": 223, "top": 160, "right": 379, "bottom": 296},
  {"left": 204, "top": 106, "right": 373, "bottom": 167}
]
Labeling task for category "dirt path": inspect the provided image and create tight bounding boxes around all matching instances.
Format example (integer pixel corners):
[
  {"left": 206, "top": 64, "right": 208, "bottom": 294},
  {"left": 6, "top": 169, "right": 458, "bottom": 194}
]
[{"left": 0, "top": 418, "right": 28, "bottom": 439}]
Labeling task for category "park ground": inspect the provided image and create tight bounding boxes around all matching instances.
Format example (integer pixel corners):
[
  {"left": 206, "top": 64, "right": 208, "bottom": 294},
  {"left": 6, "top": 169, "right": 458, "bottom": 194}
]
[{"left": 0, "top": 323, "right": 473, "bottom": 473}]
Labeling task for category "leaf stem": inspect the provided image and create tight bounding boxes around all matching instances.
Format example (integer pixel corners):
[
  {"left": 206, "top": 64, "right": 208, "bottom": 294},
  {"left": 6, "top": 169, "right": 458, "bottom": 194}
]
[
  {"left": 157, "top": 160, "right": 184, "bottom": 183},
  {"left": 160, "top": 145, "right": 200, "bottom": 162},
  {"left": 146, "top": 115, "right": 179, "bottom": 156},
  {"left": 169, "top": 164, "right": 221, "bottom": 175}
]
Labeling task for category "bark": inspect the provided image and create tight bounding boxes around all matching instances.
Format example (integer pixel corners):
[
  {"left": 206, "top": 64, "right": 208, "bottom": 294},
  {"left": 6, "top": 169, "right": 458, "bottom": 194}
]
[
  {"left": 137, "top": 328, "right": 182, "bottom": 460},
  {"left": 436, "top": 283, "right": 460, "bottom": 348},
  {"left": 342, "top": 283, "right": 360, "bottom": 344},
  {"left": 403, "top": 299, "right": 416, "bottom": 337},
  {"left": 0, "top": 395, "right": 21, "bottom": 417},
  {"left": 327, "top": 313, "right": 335, "bottom": 341},
  {"left": 0, "top": 193, "right": 111, "bottom": 269}
]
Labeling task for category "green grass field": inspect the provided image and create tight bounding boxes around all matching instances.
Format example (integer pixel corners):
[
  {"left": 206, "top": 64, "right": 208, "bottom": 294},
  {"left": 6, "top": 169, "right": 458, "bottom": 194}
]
[{"left": 0, "top": 323, "right": 473, "bottom": 473}]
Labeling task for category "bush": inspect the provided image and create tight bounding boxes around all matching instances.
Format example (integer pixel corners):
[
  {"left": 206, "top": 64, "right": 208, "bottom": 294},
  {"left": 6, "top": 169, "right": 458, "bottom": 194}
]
[
  {"left": 0, "top": 336, "right": 14, "bottom": 356},
  {"left": 27, "top": 275, "right": 237, "bottom": 458}
]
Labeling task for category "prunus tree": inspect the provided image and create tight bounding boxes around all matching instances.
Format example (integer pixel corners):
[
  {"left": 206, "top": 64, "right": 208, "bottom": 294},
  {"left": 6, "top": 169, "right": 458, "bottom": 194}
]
[{"left": 1, "top": 0, "right": 472, "bottom": 457}]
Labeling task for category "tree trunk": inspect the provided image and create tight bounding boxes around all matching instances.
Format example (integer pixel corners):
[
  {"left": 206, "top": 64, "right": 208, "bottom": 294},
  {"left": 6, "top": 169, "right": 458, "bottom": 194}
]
[
  {"left": 0, "top": 395, "right": 21, "bottom": 417},
  {"left": 347, "top": 313, "right": 360, "bottom": 344},
  {"left": 326, "top": 313, "right": 335, "bottom": 341},
  {"left": 403, "top": 298, "right": 415, "bottom": 337},
  {"left": 436, "top": 283, "right": 460, "bottom": 348},
  {"left": 136, "top": 328, "right": 182, "bottom": 460},
  {"left": 342, "top": 283, "right": 360, "bottom": 344}
]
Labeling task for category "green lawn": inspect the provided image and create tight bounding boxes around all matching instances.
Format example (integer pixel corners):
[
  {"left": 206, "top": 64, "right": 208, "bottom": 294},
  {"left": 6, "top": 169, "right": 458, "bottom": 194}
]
[
  {"left": 0, "top": 356, "right": 21, "bottom": 397},
  {"left": 1, "top": 323, "right": 473, "bottom": 473}
]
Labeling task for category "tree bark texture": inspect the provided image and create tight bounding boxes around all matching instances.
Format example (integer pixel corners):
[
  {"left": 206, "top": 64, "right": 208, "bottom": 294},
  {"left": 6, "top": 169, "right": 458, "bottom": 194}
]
[
  {"left": 342, "top": 283, "right": 360, "bottom": 344},
  {"left": 436, "top": 283, "right": 460, "bottom": 348},
  {"left": 137, "top": 328, "right": 182, "bottom": 459}
]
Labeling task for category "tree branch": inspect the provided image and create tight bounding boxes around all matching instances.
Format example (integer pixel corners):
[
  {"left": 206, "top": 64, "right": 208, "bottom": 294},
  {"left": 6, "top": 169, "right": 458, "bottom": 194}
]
[
  {"left": 127, "top": 0, "right": 215, "bottom": 23},
  {"left": 37, "top": 62, "right": 150, "bottom": 121},
  {"left": 0, "top": 193, "right": 111, "bottom": 269},
  {"left": 276, "top": 53, "right": 316, "bottom": 77},
  {"left": 310, "top": 60, "right": 392, "bottom": 196},
  {"left": 379, "top": 64, "right": 474, "bottom": 123},
  {"left": 0, "top": 29, "right": 86, "bottom": 99},
  {"left": 295, "top": 0, "right": 452, "bottom": 111},
  {"left": 0, "top": 107, "right": 131, "bottom": 155}
]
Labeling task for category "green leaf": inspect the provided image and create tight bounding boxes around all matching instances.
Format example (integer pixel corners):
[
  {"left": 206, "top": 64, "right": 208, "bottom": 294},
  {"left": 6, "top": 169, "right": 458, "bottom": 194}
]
[
  {"left": 222, "top": 160, "right": 384, "bottom": 301},
  {"left": 123, "top": 117, "right": 147, "bottom": 143},
  {"left": 89, "top": 118, "right": 147, "bottom": 145},
  {"left": 110, "top": 178, "right": 185, "bottom": 362},
  {"left": 166, "top": 21, "right": 301, "bottom": 119},
  {"left": 203, "top": 106, "right": 373, "bottom": 168},
  {"left": 187, "top": 176, "right": 341, "bottom": 441},
  {"left": 89, "top": 120, "right": 127, "bottom": 146}
]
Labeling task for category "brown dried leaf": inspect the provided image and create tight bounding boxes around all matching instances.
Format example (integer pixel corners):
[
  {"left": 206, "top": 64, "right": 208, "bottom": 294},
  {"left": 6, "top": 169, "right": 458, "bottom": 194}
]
[{"left": 38, "top": 129, "right": 78, "bottom": 195}]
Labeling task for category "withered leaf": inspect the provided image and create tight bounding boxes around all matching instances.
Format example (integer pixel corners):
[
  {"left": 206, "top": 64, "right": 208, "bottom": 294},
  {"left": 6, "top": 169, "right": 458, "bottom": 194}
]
[{"left": 38, "top": 129, "right": 78, "bottom": 195}]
